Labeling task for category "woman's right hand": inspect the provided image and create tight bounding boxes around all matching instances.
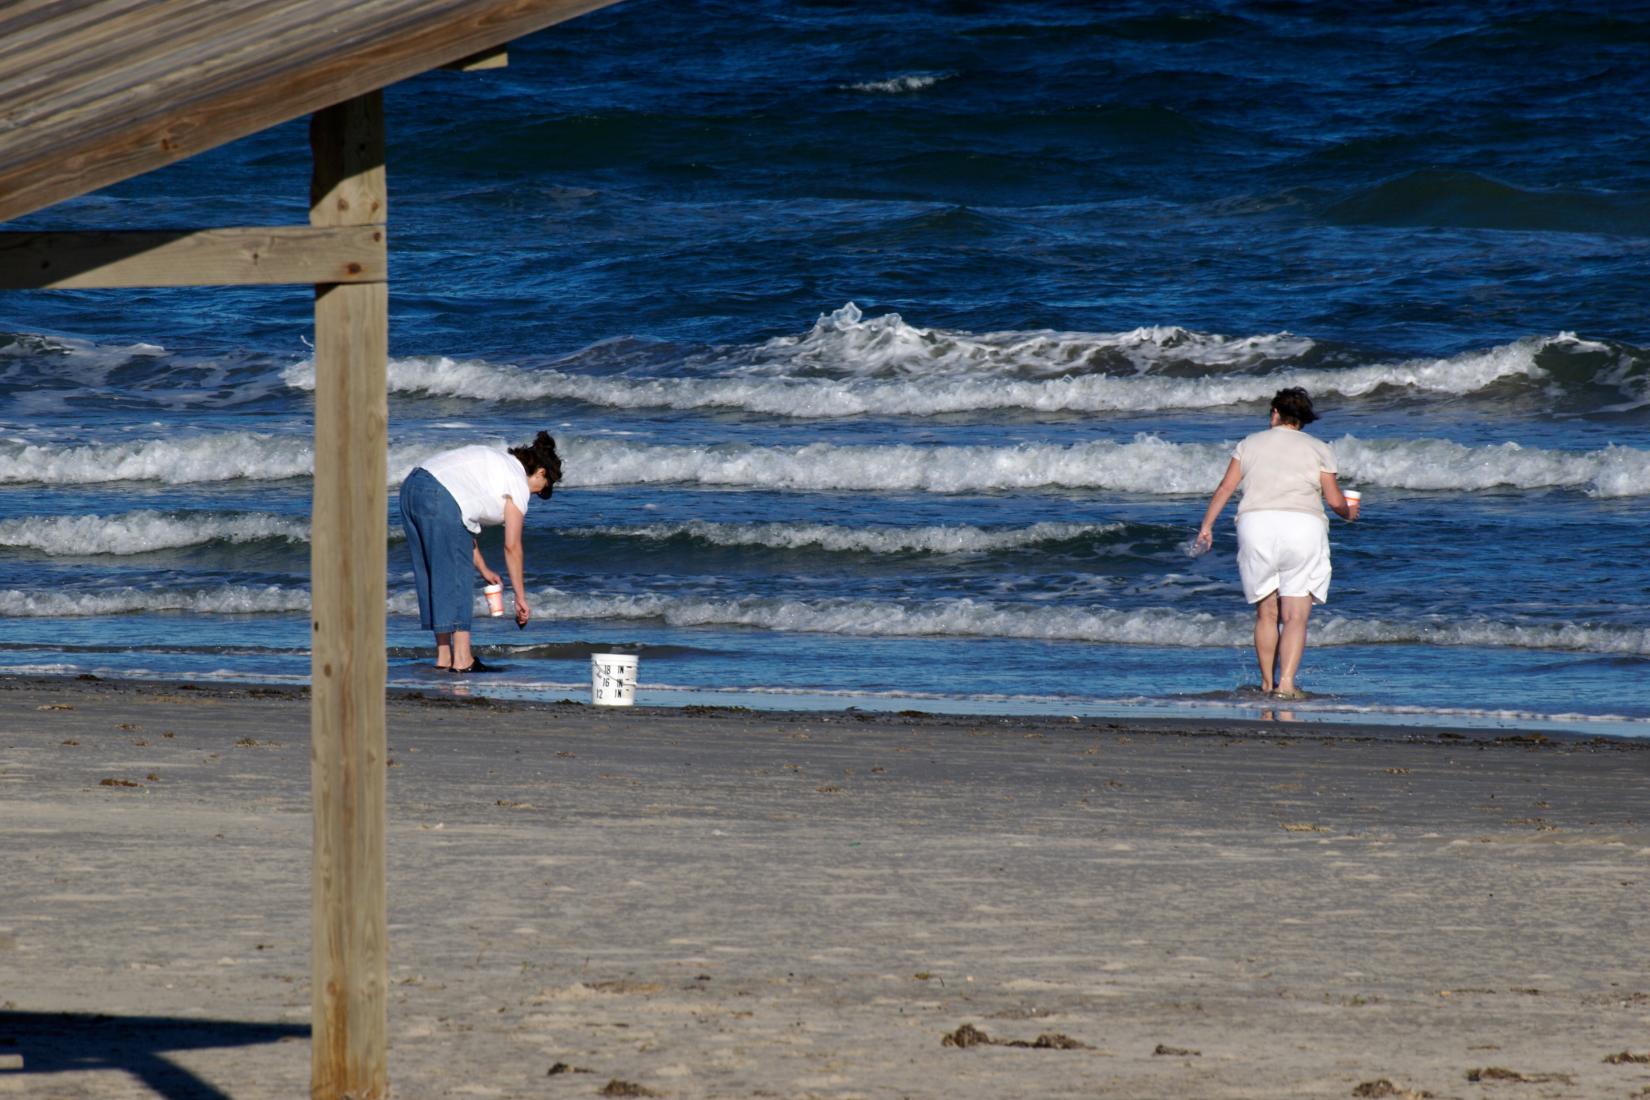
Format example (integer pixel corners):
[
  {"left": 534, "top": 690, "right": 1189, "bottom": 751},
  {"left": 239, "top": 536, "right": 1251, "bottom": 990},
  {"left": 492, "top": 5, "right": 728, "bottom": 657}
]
[
  {"left": 1193, "top": 526, "right": 1213, "bottom": 554},
  {"left": 514, "top": 597, "right": 530, "bottom": 628}
]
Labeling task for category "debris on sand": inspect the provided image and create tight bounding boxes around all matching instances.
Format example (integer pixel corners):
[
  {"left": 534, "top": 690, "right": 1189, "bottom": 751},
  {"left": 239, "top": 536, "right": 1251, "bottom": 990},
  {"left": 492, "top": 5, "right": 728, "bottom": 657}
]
[
  {"left": 599, "top": 1081, "right": 661, "bottom": 1098},
  {"left": 941, "top": 1024, "right": 1091, "bottom": 1050},
  {"left": 99, "top": 777, "right": 140, "bottom": 787},
  {"left": 587, "top": 979, "right": 664, "bottom": 995},
  {"left": 1465, "top": 1066, "right": 1571, "bottom": 1084},
  {"left": 1008, "top": 1033, "right": 1091, "bottom": 1050},
  {"left": 942, "top": 1024, "right": 993, "bottom": 1049},
  {"left": 547, "top": 1062, "right": 592, "bottom": 1076},
  {"left": 1281, "top": 822, "right": 1328, "bottom": 832},
  {"left": 1153, "top": 1044, "right": 1200, "bottom": 1056},
  {"left": 1353, "top": 1080, "right": 1432, "bottom": 1098},
  {"left": 1605, "top": 1051, "right": 1650, "bottom": 1064}
]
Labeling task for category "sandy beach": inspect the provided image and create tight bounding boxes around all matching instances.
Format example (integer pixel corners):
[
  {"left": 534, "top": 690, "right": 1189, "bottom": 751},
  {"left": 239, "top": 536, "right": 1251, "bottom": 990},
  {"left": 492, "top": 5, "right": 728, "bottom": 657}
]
[{"left": 2, "top": 676, "right": 1647, "bottom": 1100}]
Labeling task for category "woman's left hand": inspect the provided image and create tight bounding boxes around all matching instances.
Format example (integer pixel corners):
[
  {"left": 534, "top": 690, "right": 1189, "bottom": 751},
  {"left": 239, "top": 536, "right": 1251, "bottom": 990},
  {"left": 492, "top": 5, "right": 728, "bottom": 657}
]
[{"left": 514, "top": 598, "right": 530, "bottom": 628}]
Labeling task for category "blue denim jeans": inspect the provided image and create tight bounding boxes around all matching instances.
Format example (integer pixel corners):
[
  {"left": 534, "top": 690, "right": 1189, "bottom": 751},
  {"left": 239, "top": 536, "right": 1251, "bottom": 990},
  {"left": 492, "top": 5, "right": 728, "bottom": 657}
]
[{"left": 398, "top": 467, "right": 473, "bottom": 633}]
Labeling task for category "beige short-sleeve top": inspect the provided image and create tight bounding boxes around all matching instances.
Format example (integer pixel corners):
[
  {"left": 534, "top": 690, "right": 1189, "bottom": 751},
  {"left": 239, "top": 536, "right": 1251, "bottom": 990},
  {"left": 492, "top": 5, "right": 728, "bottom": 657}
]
[{"left": 1233, "top": 427, "right": 1336, "bottom": 518}]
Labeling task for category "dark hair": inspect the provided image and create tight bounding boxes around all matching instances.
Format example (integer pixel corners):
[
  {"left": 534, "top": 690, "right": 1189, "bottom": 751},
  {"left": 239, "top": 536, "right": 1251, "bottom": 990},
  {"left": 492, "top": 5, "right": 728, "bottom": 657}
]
[
  {"left": 509, "top": 431, "right": 563, "bottom": 499},
  {"left": 1270, "top": 387, "right": 1317, "bottom": 427}
]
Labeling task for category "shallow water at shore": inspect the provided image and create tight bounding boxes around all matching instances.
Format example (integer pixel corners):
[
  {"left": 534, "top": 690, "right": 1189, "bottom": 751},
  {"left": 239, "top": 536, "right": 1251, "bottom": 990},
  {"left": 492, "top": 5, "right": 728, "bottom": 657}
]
[{"left": 2, "top": 1, "right": 1647, "bottom": 733}]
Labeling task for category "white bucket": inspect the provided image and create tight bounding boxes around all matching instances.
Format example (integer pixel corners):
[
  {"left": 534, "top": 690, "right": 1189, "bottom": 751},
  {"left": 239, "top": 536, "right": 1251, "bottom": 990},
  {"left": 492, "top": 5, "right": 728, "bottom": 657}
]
[{"left": 591, "top": 652, "right": 638, "bottom": 706}]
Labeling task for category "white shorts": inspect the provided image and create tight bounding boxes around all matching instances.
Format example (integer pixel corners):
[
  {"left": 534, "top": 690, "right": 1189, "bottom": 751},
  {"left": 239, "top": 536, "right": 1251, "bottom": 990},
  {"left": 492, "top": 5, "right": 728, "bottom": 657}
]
[{"left": 1235, "top": 510, "right": 1331, "bottom": 604}]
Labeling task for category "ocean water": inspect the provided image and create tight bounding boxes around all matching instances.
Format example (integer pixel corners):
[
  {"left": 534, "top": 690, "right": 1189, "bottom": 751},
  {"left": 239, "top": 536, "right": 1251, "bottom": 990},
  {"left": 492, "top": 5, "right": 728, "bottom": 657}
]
[{"left": 3, "top": 0, "right": 1649, "bottom": 734}]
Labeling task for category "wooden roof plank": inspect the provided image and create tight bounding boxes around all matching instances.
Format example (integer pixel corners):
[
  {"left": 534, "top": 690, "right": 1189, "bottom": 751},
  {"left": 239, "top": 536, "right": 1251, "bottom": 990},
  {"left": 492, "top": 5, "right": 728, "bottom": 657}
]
[
  {"left": 0, "top": 0, "right": 622, "bottom": 224},
  {"left": 0, "top": 2, "right": 306, "bottom": 124}
]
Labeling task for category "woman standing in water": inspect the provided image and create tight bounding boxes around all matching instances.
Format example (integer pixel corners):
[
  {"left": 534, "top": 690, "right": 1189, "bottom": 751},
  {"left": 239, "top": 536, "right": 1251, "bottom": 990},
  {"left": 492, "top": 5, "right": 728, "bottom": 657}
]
[
  {"left": 398, "top": 431, "right": 562, "bottom": 673},
  {"left": 1193, "top": 388, "right": 1358, "bottom": 699}
]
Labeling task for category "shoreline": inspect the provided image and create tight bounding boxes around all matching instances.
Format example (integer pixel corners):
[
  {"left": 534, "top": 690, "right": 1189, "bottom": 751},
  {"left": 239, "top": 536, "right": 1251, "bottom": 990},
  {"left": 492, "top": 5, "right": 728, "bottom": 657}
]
[
  {"left": 6, "top": 669, "right": 1647, "bottom": 746},
  {"left": 3, "top": 673, "right": 1647, "bottom": 1098}
]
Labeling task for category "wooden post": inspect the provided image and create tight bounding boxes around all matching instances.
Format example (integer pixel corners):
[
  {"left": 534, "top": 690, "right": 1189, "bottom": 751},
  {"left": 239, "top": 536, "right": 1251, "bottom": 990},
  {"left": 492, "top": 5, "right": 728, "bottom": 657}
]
[{"left": 309, "top": 91, "right": 389, "bottom": 1100}]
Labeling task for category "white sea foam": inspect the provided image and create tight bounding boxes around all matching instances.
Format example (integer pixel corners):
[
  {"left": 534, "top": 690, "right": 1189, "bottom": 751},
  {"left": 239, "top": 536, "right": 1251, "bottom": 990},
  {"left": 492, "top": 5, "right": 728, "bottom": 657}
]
[
  {"left": 846, "top": 73, "right": 949, "bottom": 93},
  {"left": 564, "top": 519, "right": 1121, "bottom": 554},
  {"left": 0, "top": 433, "right": 429, "bottom": 487},
  {"left": 0, "top": 432, "right": 313, "bottom": 485},
  {"left": 0, "top": 512, "right": 309, "bottom": 555},
  {"left": 560, "top": 435, "right": 1225, "bottom": 493},
  {"left": 562, "top": 434, "right": 1650, "bottom": 498},
  {"left": 380, "top": 589, "right": 1650, "bottom": 656},
  {"left": 0, "top": 585, "right": 309, "bottom": 617},
  {"left": 750, "top": 304, "right": 1322, "bottom": 377},
  {"left": 0, "top": 333, "right": 167, "bottom": 363},
  {"left": 8, "top": 582, "right": 1644, "bottom": 656},
  {"left": 279, "top": 307, "right": 1599, "bottom": 418},
  {"left": 1335, "top": 436, "right": 1650, "bottom": 496},
  {"left": 5, "top": 429, "right": 1644, "bottom": 497}
]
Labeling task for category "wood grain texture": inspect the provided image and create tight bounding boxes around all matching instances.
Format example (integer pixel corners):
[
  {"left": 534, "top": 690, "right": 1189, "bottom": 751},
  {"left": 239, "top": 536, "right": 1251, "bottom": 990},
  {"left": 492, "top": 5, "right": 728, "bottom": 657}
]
[
  {"left": 0, "top": 0, "right": 621, "bottom": 223},
  {"left": 0, "top": 225, "right": 386, "bottom": 288},
  {"left": 309, "top": 92, "right": 389, "bottom": 1100}
]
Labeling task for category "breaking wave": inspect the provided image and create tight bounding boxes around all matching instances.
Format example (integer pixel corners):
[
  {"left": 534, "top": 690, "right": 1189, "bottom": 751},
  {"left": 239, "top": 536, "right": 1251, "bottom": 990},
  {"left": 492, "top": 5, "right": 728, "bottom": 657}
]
[
  {"left": 561, "top": 435, "right": 1650, "bottom": 497},
  {"left": 0, "top": 585, "right": 310, "bottom": 617},
  {"left": 389, "top": 589, "right": 1650, "bottom": 656},
  {"left": 563, "top": 519, "right": 1122, "bottom": 555},
  {"left": 0, "top": 434, "right": 429, "bottom": 487},
  {"left": 9, "top": 583, "right": 1647, "bottom": 657},
  {"left": 5, "top": 432, "right": 1646, "bottom": 497},
  {"left": 846, "top": 73, "right": 950, "bottom": 94},
  {"left": 281, "top": 306, "right": 1637, "bottom": 419},
  {"left": 0, "top": 512, "right": 310, "bottom": 555}
]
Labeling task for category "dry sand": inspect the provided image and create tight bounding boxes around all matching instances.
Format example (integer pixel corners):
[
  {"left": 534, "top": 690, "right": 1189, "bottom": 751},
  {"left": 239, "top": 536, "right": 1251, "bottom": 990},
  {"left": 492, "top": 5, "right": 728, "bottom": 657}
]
[{"left": 2, "top": 676, "right": 1647, "bottom": 1100}]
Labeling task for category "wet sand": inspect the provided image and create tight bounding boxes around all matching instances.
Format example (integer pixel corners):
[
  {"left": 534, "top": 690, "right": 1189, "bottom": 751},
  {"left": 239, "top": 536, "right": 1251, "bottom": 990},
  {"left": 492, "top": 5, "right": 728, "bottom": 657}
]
[{"left": 2, "top": 676, "right": 1647, "bottom": 1099}]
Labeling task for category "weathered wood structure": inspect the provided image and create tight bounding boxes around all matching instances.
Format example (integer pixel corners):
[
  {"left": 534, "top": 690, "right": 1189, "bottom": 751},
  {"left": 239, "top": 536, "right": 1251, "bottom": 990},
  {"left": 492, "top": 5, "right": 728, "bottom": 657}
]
[{"left": 0, "top": 2, "right": 620, "bottom": 1096}]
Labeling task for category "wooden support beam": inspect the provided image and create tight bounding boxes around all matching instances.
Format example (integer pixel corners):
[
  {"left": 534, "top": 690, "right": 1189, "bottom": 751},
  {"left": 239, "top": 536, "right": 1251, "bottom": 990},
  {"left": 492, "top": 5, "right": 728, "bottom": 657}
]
[
  {"left": 443, "top": 44, "right": 508, "bottom": 70},
  {"left": 0, "top": 226, "right": 386, "bottom": 289},
  {"left": 309, "top": 90, "right": 389, "bottom": 1100}
]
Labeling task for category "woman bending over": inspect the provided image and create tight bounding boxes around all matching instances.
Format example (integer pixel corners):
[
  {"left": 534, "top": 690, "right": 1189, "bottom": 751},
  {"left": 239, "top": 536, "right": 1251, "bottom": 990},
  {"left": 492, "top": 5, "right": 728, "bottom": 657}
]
[{"left": 398, "top": 431, "right": 562, "bottom": 673}]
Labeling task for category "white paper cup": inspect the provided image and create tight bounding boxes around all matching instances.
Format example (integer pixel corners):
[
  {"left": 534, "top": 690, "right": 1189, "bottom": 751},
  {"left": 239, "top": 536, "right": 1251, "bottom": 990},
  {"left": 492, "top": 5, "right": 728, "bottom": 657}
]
[
  {"left": 1343, "top": 489, "right": 1361, "bottom": 502},
  {"left": 483, "top": 584, "right": 504, "bottom": 617},
  {"left": 591, "top": 653, "right": 638, "bottom": 706}
]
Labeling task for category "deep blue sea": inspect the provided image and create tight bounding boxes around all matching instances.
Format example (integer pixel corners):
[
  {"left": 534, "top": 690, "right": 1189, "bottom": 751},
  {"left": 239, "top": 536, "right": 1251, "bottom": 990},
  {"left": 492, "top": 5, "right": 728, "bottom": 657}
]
[{"left": 3, "top": 1, "right": 1649, "bottom": 734}]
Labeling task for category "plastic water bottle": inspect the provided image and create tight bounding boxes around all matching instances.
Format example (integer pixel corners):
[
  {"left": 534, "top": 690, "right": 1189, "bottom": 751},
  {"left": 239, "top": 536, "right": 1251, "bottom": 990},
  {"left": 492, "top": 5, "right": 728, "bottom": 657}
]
[{"left": 1182, "top": 533, "right": 1210, "bottom": 558}]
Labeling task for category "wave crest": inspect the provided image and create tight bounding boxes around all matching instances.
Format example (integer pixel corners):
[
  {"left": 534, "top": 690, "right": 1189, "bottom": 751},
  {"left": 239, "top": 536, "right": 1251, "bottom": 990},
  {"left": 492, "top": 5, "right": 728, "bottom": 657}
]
[
  {"left": 846, "top": 73, "right": 949, "bottom": 94},
  {"left": 280, "top": 308, "right": 1638, "bottom": 419},
  {"left": 0, "top": 512, "right": 310, "bottom": 555},
  {"left": 565, "top": 519, "right": 1121, "bottom": 555},
  {"left": 5, "top": 431, "right": 1644, "bottom": 497},
  {"left": 0, "top": 585, "right": 309, "bottom": 617},
  {"left": 447, "top": 591, "right": 1650, "bottom": 656}
]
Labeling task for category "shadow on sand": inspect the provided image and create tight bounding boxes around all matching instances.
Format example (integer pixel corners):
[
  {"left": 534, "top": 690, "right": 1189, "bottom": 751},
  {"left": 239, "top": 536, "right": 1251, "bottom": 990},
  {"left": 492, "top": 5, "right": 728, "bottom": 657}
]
[{"left": 0, "top": 1010, "right": 308, "bottom": 1100}]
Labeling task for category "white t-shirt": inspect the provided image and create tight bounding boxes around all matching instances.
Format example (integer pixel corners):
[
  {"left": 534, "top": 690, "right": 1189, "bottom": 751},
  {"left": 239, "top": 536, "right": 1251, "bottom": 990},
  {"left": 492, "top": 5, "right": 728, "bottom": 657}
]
[
  {"left": 419, "top": 445, "right": 531, "bottom": 534},
  {"left": 1233, "top": 427, "right": 1336, "bottom": 518}
]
